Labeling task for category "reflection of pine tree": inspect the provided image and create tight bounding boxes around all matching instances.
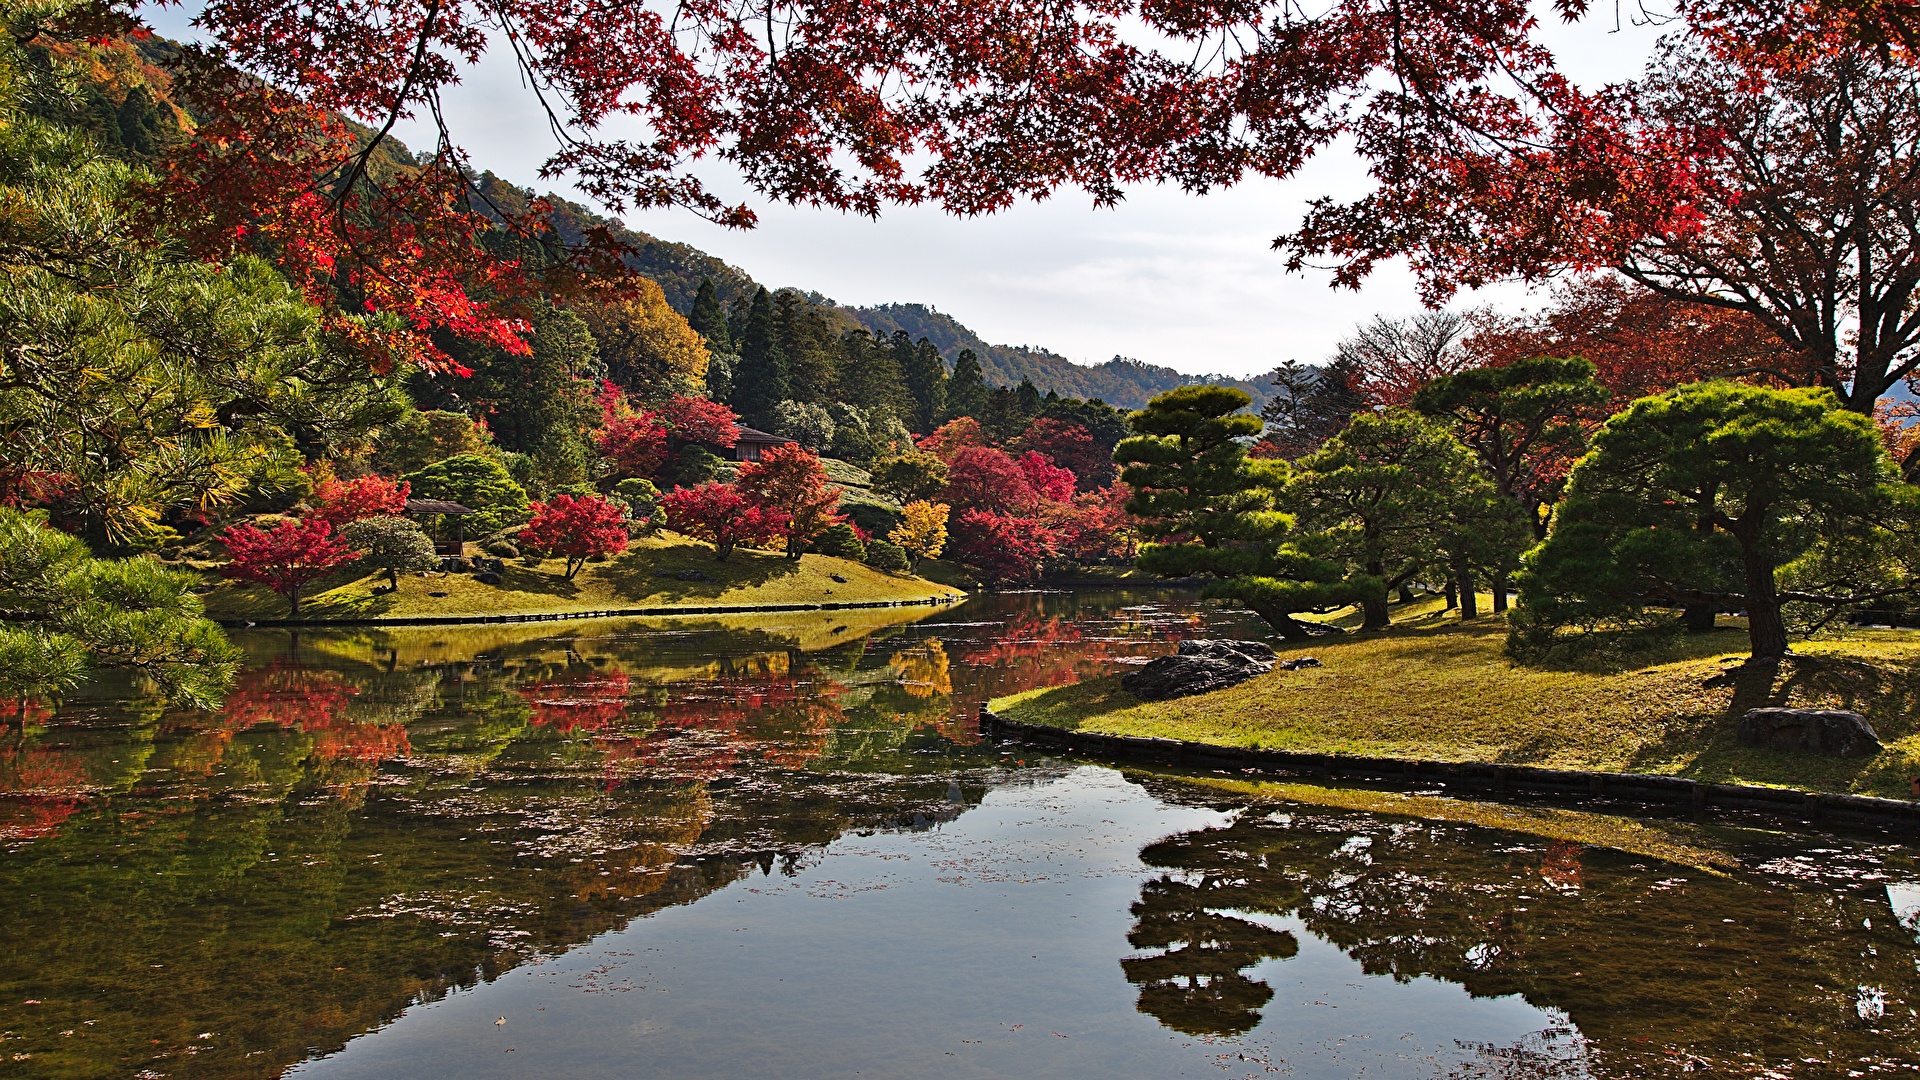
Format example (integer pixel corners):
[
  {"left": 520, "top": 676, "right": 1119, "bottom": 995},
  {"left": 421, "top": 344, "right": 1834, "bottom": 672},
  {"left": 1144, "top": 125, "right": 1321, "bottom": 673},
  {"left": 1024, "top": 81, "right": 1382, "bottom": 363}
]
[{"left": 1121, "top": 875, "right": 1299, "bottom": 1035}]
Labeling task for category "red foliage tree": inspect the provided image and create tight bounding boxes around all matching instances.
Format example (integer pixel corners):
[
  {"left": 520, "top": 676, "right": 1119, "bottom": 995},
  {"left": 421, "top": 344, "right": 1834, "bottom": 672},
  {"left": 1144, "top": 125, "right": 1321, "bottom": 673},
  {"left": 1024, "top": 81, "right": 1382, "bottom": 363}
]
[
  {"left": 661, "top": 482, "right": 789, "bottom": 560},
  {"left": 1015, "top": 450, "right": 1077, "bottom": 505},
  {"left": 950, "top": 508, "right": 1056, "bottom": 584},
  {"left": 308, "top": 473, "right": 410, "bottom": 528},
  {"left": 916, "top": 417, "right": 986, "bottom": 461},
  {"left": 221, "top": 517, "right": 357, "bottom": 616},
  {"left": 596, "top": 412, "right": 672, "bottom": 478},
  {"left": 943, "top": 446, "right": 1036, "bottom": 515},
  {"left": 661, "top": 395, "right": 740, "bottom": 449},
  {"left": 1056, "top": 484, "right": 1137, "bottom": 564},
  {"left": 734, "top": 444, "right": 844, "bottom": 558},
  {"left": 1015, "top": 418, "right": 1110, "bottom": 489},
  {"left": 518, "top": 494, "right": 631, "bottom": 578}
]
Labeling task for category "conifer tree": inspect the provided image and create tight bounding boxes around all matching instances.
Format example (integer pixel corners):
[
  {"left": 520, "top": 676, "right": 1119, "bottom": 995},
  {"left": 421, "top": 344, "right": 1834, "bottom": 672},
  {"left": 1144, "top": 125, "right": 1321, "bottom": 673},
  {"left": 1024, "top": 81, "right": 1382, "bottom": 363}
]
[
  {"left": 729, "top": 287, "right": 787, "bottom": 428},
  {"left": 902, "top": 337, "right": 948, "bottom": 434},
  {"left": 840, "top": 330, "right": 908, "bottom": 419},
  {"left": 946, "top": 350, "right": 988, "bottom": 421},
  {"left": 689, "top": 278, "right": 733, "bottom": 354},
  {"left": 774, "top": 290, "right": 839, "bottom": 403}
]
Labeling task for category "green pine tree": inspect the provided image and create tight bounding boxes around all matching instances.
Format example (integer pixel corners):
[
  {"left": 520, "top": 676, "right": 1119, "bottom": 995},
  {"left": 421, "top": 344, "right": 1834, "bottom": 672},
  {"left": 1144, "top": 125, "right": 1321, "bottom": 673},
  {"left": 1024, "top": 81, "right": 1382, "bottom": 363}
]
[
  {"left": 902, "top": 337, "right": 947, "bottom": 435},
  {"left": 689, "top": 278, "right": 733, "bottom": 354},
  {"left": 729, "top": 287, "right": 788, "bottom": 428},
  {"left": 946, "top": 349, "right": 988, "bottom": 421}
]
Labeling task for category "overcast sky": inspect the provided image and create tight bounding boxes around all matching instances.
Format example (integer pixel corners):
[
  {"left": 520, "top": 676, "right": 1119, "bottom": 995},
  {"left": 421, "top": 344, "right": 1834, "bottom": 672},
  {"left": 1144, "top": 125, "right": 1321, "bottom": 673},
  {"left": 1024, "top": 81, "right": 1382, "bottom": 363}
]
[{"left": 142, "top": 3, "right": 1668, "bottom": 379}]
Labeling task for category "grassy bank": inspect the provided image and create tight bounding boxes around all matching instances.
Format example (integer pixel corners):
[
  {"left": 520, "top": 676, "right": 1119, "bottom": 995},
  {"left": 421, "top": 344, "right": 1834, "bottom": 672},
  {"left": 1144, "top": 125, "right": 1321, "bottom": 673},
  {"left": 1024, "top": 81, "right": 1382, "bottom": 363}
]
[
  {"left": 204, "top": 531, "right": 966, "bottom": 623},
  {"left": 990, "top": 608, "right": 1920, "bottom": 799}
]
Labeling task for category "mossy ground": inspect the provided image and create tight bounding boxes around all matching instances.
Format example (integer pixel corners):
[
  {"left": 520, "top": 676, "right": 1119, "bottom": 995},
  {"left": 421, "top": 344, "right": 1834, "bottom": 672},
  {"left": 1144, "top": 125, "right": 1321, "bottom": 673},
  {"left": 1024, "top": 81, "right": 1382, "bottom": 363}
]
[
  {"left": 991, "top": 596, "right": 1920, "bottom": 799},
  {"left": 203, "top": 531, "right": 965, "bottom": 622}
]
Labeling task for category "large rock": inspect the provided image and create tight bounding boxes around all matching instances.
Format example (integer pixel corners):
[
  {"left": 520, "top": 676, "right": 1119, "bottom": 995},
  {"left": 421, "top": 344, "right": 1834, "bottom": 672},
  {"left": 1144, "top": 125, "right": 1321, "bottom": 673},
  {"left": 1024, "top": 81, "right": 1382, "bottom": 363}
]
[
  {"left": 1737, "top": 707, "right": 1883, "bottom": 758},
  {"left": 1122, "top": 640, "right": 1276, "bottom": 702}
]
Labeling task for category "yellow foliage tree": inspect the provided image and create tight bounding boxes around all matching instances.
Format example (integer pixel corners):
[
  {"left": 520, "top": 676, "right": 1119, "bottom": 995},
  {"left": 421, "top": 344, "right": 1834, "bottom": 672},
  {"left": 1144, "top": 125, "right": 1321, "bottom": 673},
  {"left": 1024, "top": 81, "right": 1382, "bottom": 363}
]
[
  {"left": 888, "top": 500, "right": 950, "bottom": 568},
  {"left": 579, "top": 278, "right": 711, "bottom": 392}
]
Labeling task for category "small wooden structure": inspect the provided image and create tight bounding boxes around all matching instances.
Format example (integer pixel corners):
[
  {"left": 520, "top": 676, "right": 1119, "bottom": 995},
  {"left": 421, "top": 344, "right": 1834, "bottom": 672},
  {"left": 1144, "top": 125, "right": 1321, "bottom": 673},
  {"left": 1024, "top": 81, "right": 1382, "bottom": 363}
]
[
  {"left": 728, "top": 427, "right": 797, "bottom": 462},
  {"left": 404, "top": 497, "right": 477, "bottom": 556}
]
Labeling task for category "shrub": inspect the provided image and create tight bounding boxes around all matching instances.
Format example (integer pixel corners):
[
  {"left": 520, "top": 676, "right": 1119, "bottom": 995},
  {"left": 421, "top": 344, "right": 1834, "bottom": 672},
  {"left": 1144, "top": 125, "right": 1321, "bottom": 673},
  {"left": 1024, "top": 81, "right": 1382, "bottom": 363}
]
[
  {"left": 864, "top": 539, "right": 910, "bottom": 572},
  {"left": 813, "top": 521, "right": 867, "bottom": 561},
  {"left": 340, "top": 515, "right": 439, "bottom": 589}
]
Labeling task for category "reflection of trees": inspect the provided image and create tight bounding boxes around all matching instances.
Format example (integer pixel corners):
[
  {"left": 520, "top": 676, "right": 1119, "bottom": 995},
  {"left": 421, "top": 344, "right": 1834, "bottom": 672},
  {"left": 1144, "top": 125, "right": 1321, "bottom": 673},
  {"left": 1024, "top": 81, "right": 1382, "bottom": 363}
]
[
  {"left": 1122, "top": 876, "right": 1299, "bottom": 1035},
  {"left": 0, "top": 741, "right": 88, "bottom": 841},
  {"left": 1124, "top": 792, "right": 1920, "bottom": 1071},
  {"left": 215, "top": 660, "right": 413, "bottom": 767}
]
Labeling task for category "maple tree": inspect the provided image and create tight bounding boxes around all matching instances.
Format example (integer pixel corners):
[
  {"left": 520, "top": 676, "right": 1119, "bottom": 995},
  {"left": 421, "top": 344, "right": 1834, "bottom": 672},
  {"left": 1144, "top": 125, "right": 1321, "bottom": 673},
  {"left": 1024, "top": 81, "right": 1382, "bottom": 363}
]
[
  {"left": 887, "top": 500, "right": 949, "bottom": 569},
  {"left": 518, "top": 494, "right": 631, "bottom": 578},
  {"left": 1014, "top": 418, "right": 1111, "bottom": 490},
  {"left": 950, "top": 509, "right": 1055, "bottom": 584},
  {"left": 661, "top": 481, "right": 788, "bottom": 560},
  {"left": 220, "top": 516, "right": 357, "bottom": 616},
  {"left": 307, "top": 473, "right": 410, "bottom": 528},
  {"left": 734, "top": 444, "right": 843, "bottom": 559}
]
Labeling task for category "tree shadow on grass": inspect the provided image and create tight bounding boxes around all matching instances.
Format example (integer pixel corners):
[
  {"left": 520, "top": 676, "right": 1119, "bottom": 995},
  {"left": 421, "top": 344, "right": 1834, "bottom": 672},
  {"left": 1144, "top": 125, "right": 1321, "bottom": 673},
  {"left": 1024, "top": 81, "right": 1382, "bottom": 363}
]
[
  {"left": 1626, "top": 653, "right": 1920, "bottom": 797},
  {"left": 597, "top": 545, "right": 803, "bottom": 604},
  {"left": 496, "top": 564, "right": 582, "bottom": 599}
]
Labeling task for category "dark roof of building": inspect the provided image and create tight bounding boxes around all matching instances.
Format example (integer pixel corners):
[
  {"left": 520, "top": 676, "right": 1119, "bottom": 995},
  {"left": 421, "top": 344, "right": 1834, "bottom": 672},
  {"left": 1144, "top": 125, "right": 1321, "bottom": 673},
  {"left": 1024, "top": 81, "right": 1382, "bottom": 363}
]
[
  {"left": 733, "top": 426, "right": 796, "bottom": 444},
  {"left": 405, "top": 497, "right": 477, "bottom": 515}
]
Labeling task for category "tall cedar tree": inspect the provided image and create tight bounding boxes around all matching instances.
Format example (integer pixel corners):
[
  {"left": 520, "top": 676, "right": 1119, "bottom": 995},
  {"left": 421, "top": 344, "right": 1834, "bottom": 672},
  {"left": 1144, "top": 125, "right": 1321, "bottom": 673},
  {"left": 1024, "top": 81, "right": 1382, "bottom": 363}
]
[
  {"left": 1257, "top": 358, "right": 1364, "bottom": 459},
  {"left": 729, "top": 287, "right": 787, "bottom": 429},
  {"left": 773, "top": 290, "right": 840, "bottom": 404},
  {"left": 841, "top": 331, "right": 909, "bottom": 420},
  {"left": 945, "top": 350, "right": 988, "bottom": 422},
  {"left": 689, "top": 278, "right": 733, "bottom": 355},
  {"left": 1117, "top": 386, "right": 1354, "bottom": 638},
  {"left": 1518, "top": 383, "right": 1910, "bottom": 660},
  {"left": 902, "top": 337, "right": 948, "bottom": 435}
]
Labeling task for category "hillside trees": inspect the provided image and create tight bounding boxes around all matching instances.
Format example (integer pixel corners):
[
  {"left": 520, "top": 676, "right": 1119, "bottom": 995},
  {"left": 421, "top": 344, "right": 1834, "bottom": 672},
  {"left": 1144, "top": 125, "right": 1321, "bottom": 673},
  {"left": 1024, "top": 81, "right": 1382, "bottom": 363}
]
[
  {"left": 577, "top": 280, "right": 709, "bottom": 393},
  {"left": 1518, "top": 383, "right": 1914, "bottom": 659},
  {"left": 730, "top": 287, "right": 787, "bottom": 428}
]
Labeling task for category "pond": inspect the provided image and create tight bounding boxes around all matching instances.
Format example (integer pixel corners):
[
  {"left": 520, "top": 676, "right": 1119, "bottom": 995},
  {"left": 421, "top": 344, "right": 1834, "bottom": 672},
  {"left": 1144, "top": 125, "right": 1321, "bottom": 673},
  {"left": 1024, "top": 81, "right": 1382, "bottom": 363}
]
[{"left": 1, "top": 591, "right": 1917, "bottom": 1078}]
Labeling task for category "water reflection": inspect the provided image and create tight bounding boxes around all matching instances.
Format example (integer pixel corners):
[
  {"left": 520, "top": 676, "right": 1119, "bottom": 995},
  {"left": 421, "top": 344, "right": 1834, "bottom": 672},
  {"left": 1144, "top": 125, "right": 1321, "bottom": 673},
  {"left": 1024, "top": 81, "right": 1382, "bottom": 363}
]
[
  {"left": 0, "top": 593, "right": 1915, "bottom": 1079},
  {"left": 1123, "top": 778, "right": 1920, "bottom": 1074}
]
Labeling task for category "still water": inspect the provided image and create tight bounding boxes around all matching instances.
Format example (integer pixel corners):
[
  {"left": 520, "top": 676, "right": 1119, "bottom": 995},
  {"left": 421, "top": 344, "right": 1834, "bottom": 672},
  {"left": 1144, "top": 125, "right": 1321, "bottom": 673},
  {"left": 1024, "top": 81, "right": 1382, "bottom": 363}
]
[{"left": 1, "top": 591, "right": 1918, "bottom": 1078}]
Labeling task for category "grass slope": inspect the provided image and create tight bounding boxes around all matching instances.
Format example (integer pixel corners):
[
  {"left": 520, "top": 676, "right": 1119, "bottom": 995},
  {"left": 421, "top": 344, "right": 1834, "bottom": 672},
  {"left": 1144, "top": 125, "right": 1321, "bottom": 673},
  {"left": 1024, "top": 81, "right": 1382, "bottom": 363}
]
[
  {"left": 992, "top": 604, "right": 1920, "bottom": 799},
  {"left": 206, "top": 531, "right": 964, "bottom": 622}
]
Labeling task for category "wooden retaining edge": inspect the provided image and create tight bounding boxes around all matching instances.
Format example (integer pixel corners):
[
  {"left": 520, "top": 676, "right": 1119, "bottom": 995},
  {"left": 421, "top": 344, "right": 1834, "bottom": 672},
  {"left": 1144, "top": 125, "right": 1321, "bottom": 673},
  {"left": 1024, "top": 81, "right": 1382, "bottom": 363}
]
[
  {"left": 222, "top": 594, "right": 965, "bottom": 629},
  {"left": 976, "top": 707, "right": 1920, "bottom": 837}
]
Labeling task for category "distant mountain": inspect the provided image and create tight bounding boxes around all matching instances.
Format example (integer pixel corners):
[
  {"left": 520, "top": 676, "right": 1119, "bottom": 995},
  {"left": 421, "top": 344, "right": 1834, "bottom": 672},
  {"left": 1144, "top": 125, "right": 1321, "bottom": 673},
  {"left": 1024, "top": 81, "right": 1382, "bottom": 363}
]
[{"left": 846, "top": 303, "right": 1270, "bottom": 410}]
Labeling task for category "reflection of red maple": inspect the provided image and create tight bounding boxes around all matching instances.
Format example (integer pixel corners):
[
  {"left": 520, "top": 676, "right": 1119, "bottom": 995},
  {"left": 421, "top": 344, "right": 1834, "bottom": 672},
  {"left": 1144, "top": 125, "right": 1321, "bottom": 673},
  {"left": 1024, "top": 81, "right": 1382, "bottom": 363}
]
[
  {"left": 0, "top": 743, "right": 89, "bottom": 841},
  {"left": 644, "top": 664, "right": 846, "bottom": 774},
  {"left": 215, "top": 660, "right": 409, "bottom": 763},
  {"left": 520, "top": 669, "right": 634, "bottom": 733}
]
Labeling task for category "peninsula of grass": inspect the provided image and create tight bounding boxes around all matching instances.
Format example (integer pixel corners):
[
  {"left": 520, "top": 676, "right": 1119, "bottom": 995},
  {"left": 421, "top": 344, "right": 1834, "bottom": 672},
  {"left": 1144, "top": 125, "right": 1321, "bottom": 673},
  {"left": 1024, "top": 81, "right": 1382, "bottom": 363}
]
[
  {"left": 203, "top": 530, "right": 966, "bottom": 623},
  {"left": 990, "top": 596, "right": 1920, "bottom": 800}
]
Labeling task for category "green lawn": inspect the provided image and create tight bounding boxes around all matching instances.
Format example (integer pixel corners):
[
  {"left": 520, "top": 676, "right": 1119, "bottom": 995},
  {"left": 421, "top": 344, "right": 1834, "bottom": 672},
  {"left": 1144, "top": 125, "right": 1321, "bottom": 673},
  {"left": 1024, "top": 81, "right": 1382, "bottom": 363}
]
[
  {"left": 204, "top": 531, "right": 964, "bottom": 622},
  {"left": 991, "top": 610, "right": 1920, "bottom": 799}
]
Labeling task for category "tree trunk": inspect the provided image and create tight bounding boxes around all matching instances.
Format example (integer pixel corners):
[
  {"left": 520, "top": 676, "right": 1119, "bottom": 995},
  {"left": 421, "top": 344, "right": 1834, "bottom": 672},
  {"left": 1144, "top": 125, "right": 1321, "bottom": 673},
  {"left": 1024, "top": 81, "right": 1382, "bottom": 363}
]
[
  {"left": 715, "top": 539, "right": 735, "bottom": 561},
  {"left": 287, "top": 587, "right": 301, "bottom": 618},
  {"left": 1683, "top": 604, "right": 1716, "bottom": 633},
  {"left": 1491, "top": 575, "right": 1509, "bottom": 613},
  {"left": 1248, "top": 604, "right": 1319, "bottom": 641},
  {"left": 1455, "top": 559, "right": 1477, "bottom": 620},
  {"left": 1361, "top": 559, "right": 1390, "bottom": 630},
  {"left": 1743, "top": 550, "right": 1789, "bottom": 659},
  {"left": 1443, "top": 578, "right": 1458, "bottom": 610},
  {"left": 1397, "top": 582, "right": 1416, "bottom": 604},
  {"left": 387, "top": 567, "right": 400, "bottom": 591}
]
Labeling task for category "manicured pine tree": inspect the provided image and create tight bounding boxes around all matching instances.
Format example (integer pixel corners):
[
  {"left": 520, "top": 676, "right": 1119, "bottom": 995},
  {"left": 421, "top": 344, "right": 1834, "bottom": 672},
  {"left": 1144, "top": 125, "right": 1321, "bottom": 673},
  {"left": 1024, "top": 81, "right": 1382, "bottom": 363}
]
[
  {"left": 728, "top": 287, "right": 788, "bottom": 428},
  {"left": 689, "top": 278, "right": 733, "bottom": 355},
  {"left": 902, "top": 337, "right": 948, "bottom": 435},
  {"left": 946, "top": 349, "right": 988, "bottom": 421}
]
